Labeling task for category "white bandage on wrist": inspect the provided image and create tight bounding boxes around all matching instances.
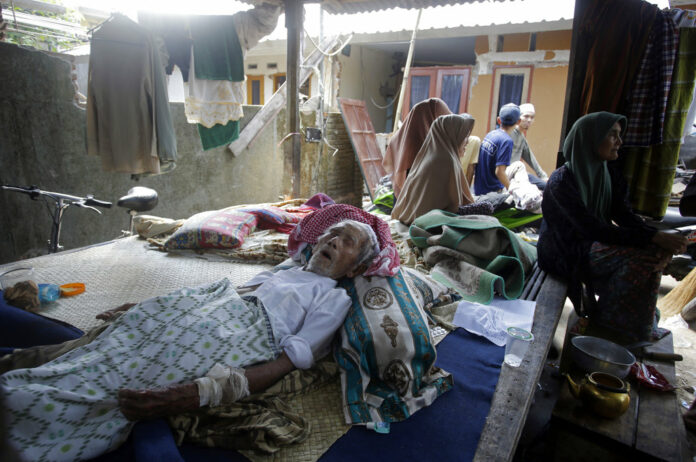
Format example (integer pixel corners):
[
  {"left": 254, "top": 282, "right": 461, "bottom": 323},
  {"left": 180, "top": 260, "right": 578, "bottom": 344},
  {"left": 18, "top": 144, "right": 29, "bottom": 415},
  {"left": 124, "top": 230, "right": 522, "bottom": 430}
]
[{"left": 194, "top": 363, "right": 250, "bottom": 407}]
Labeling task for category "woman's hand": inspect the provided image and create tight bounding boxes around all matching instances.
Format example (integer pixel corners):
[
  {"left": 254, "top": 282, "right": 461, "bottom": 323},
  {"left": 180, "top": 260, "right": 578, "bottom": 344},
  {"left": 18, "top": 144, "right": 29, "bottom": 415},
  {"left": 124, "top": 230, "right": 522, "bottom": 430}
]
[{"left": 651, "top": 231, "right": 688, "bottom": 255}]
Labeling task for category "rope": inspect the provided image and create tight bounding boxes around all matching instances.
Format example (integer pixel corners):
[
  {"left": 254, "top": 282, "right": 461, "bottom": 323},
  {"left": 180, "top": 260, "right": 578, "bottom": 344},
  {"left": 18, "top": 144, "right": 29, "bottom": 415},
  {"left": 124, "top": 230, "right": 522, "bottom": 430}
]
[
  {"left": 370, "top": 96, "right": 395, "bottom": 110},
  {"left": 277, "top": 132, "right": 301, "bottom": 148}
]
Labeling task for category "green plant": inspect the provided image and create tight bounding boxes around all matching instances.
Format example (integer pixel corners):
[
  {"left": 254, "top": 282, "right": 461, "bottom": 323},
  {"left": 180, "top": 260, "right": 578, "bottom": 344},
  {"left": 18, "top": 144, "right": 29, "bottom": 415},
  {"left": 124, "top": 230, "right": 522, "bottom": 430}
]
[{"left": 3, "top": 1, "right": 88, "bottom": 52}]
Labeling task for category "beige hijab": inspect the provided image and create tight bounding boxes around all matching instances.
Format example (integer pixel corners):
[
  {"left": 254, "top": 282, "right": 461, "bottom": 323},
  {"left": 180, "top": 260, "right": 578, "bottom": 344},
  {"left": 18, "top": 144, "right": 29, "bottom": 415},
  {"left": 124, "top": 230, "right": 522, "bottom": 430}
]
[
  {"left": 392, "top": 114, "right": 476, "bottom": 225},
  {"left": 383, "top": 98, "right": 452, "bottom": 198}
]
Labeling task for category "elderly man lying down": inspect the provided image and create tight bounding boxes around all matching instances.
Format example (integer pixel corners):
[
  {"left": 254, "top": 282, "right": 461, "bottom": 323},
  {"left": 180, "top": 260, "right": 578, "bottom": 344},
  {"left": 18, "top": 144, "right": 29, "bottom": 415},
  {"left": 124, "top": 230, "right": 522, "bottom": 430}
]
[{"left": 1, "top": 219, "right": 380, "bottom": 462}]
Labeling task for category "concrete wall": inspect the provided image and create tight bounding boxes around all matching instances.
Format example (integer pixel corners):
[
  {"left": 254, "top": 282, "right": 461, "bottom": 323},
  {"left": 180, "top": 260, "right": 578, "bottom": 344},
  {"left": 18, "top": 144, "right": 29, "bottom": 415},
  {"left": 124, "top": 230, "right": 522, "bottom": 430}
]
[
  {"left": 458, "top": 29, "right": 570, "bottom": 176},
  {"left": 244, "top": 41, "right": 320, "bottom": 105},
  {"left": 337, "top": 45, "right": 396, "bottom": 133},
  {"left": 0, "top": 41, "right": 363, "bottom": 265},
  {"left": 465, "top": 64, "right": 568, "bottom": 176},
  {"left": 0, "top": 42, "right": 285, "bottom": 264},
  {"left": 525, "top": 65, "right": 568, "bottom": 174},
  {"left": 467, "top": 73, "right": 494, "bottom": 140}
]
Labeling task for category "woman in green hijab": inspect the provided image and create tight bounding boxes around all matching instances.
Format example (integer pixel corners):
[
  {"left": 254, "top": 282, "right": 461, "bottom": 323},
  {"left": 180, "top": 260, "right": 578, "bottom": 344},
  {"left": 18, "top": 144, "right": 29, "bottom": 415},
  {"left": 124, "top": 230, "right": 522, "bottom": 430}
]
[{"left": 538, "top": 112, "right": 687, "bottom": 342}]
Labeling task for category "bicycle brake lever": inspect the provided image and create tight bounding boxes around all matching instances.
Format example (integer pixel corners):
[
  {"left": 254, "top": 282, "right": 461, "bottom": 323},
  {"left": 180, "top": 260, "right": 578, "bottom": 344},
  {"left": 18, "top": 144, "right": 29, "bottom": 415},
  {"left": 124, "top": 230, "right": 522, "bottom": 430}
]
[{"left": 74, "top": 202, "right": 103, "bottom": 215}]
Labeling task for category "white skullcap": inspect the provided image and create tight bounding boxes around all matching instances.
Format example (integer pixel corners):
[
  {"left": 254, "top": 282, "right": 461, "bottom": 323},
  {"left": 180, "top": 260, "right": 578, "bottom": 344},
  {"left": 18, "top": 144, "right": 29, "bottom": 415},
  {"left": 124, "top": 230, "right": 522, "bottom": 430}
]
[
  {"left": 347, "top": 221, "right": 381, "bottom": 264},
  {"left": 519, "top": 103, "right": 535, "bottom": 115}
]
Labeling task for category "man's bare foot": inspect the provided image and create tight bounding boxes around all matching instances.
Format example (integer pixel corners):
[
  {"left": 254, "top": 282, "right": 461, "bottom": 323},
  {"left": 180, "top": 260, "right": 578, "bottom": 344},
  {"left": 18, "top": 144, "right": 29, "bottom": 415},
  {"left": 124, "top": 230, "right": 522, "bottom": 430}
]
[
  {"left": 117, "top": 383, "right": 199, "bottom": 421},
  {"left": 96, "top": 303, "right": 137, "bottom": 321}
]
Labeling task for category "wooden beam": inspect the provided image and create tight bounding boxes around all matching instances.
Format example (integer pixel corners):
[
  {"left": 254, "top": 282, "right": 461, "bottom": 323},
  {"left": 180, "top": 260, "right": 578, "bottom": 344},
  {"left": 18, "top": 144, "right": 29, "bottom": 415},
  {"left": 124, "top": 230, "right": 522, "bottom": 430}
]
[
  {"left": 557, "top": 0, "right": 590, "bottom": 168},
  {"left": 286, "top": 0, "right": 302, "bottom": 198},
  {"left": 473, "top": 274, "right": 567, "bottom": 462},
  {"left": 228, "top": 36, "right": 341, "bottom": 159}
]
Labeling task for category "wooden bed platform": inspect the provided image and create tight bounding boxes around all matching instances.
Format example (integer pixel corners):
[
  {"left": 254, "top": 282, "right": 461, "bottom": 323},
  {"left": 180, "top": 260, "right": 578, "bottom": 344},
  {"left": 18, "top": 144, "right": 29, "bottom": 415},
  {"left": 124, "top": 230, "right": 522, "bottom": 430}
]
[
  {"left": 475, "top": 269, "right": 568, "bottom": 461},
  {"left": 1, "top": 237, "right": 570, "bottom": 461}
]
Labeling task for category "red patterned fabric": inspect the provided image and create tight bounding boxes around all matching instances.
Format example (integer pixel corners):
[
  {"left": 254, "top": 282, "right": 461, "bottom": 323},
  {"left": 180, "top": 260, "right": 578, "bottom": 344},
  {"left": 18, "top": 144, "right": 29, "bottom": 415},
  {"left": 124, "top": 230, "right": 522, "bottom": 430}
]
[{"left": 288, "top": 204, "right": 399, "bottom": 277}]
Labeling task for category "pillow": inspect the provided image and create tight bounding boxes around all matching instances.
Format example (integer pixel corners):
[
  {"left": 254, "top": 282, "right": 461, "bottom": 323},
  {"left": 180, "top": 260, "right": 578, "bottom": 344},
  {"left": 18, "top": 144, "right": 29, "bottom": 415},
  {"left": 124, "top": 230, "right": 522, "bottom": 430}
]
[
  {"left": 400, "top": 266, "right": 452, "bottom": 309},
  {"left": 334, "top": 269, "right": 453, "bottom": 425},
  {"left": 238, "top": 206, "right": 301, "bottom": 227},
  {"left": 163, "top": 208, "right": 258, "bottom": 250}
]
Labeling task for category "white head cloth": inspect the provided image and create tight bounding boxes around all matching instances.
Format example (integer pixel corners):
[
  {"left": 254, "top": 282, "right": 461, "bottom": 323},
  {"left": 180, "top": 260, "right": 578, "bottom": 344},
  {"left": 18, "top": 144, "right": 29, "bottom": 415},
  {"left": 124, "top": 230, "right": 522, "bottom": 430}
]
[{"left": 519, "top": 103, "right": 535, "bottom": 115}]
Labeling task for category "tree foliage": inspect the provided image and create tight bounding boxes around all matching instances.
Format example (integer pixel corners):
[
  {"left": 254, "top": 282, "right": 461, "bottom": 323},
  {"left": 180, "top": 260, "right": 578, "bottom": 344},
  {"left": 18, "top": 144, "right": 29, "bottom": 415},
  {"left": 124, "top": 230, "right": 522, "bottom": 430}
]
[{"left": 3, "top": 1, "right": 87, "bottom": 52}]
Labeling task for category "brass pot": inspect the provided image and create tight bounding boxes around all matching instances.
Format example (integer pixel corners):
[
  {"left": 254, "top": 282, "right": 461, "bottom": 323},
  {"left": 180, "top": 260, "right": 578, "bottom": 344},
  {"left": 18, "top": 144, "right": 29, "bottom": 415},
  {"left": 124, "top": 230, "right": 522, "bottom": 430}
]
[{"left": 565, "top": 371, "right": 630, "bottom": 419}]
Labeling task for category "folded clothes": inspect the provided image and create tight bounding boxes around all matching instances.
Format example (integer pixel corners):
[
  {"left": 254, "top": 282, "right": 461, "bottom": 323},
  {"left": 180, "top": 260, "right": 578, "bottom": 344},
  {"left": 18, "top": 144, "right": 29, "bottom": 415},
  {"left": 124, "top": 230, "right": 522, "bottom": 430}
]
[{"left": 458, "top": 201, "right": 494, "bottom": 216}]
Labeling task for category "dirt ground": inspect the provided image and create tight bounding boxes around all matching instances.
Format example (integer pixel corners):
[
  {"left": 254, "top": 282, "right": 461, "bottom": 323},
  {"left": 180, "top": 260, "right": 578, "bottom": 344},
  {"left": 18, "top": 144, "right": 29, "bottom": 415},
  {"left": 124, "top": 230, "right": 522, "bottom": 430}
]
[{"left": 657, "top": 275, "right": 696, "bottom": 457}]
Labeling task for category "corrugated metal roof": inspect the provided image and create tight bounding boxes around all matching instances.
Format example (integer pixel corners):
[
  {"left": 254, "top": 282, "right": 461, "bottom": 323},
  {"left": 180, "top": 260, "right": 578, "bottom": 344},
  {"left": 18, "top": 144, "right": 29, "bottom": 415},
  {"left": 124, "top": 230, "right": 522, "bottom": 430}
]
[
  {"left": 242, "top": 0, "right": 505, "bottom": 15},
  {"left": 259, "top": 2, "right": 574, "bottom": 42},
  {"left": 319, "top": 0, "right": 504, "bottom": 15}
]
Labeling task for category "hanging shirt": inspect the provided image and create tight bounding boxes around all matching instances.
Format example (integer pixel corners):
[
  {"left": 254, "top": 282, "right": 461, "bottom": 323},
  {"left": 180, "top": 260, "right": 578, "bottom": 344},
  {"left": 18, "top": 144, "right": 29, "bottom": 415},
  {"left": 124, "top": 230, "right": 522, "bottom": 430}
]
[
  {"left": 242, "top": 266, "right": 351, "bottom": 369},
  {"left": 86, "top": 14, "right": 177, "bottom": 174}
]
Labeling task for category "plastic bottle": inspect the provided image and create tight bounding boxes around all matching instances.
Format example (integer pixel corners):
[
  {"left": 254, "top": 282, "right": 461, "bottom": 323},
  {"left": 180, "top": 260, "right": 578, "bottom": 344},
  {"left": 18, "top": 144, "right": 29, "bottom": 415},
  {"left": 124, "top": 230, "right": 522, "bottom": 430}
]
[{"left": 38, "top": 284, "right": 61, "bottom": 304}]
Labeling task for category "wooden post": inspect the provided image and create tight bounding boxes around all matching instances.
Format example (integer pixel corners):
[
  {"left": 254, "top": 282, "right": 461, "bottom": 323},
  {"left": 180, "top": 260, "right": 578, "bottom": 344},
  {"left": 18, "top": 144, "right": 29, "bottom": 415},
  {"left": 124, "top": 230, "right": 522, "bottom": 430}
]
[
  {"left": 392, "top": 8, "right": 422, "bottom": 133},
  {"left": 285, "top": 0, "right": 302, "bottom": 198},
  {"left": 557, "top": 0, "right": 590, "bottom": 168}
]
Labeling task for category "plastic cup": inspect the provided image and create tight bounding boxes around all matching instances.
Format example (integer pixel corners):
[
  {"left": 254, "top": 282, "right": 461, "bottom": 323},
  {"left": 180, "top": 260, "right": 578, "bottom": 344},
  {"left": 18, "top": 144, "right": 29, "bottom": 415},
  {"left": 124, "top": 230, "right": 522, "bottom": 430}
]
[
  {"left": 0, "top": 267, "right": 35, "bottom": 290},
  {"left": 504, "top": 326, "right": 534, "bottom": 367}
]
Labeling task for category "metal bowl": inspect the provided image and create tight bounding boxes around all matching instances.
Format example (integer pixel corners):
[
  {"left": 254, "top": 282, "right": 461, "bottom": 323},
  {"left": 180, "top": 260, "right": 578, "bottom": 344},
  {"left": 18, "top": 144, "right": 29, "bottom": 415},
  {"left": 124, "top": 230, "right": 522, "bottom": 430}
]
[{"left": 570, "top": 336, "right": 636, "bottom": 379}]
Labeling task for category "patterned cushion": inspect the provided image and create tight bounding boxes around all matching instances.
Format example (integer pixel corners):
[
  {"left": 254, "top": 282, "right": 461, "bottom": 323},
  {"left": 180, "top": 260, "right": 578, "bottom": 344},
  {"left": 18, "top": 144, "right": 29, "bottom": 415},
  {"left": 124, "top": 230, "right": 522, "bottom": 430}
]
[
  {"left": 163, "top": 208, "right": 258, "bottom": 250},
  {"left": 334, "top": 269, "right": 453, "bottom": 425},
  {"left": 400, "top": 266, "right": 452, "bottom": 308},
  {"left": 238, "top": 206, "right": 301, "bottom": 227}
]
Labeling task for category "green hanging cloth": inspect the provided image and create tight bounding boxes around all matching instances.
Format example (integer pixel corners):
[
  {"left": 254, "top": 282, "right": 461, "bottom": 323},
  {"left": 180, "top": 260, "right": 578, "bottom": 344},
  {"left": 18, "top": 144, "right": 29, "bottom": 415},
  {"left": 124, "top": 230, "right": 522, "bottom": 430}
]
[
  {"left": 190, "top": 15, "right": 244, "bottom": 82},
  {"left": 197, "top": 120, "right": 240, "bottom": 151},
  {"left": 622, "top": 28, "right": 696, "bottom": 219}
]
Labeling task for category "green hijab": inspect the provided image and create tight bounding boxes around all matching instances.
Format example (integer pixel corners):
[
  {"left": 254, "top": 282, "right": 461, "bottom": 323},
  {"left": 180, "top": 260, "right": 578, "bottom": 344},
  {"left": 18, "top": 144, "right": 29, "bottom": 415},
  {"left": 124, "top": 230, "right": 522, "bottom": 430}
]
[{"left": 563, "top": 112, "right": 627, "bottom": 223}]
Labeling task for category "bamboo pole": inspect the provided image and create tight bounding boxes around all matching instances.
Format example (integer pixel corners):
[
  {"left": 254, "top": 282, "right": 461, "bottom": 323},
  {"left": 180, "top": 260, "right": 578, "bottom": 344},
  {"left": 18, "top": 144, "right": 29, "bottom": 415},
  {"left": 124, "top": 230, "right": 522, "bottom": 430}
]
[{"left": 392, "top": 8, "right": 422, "bottom": 134}]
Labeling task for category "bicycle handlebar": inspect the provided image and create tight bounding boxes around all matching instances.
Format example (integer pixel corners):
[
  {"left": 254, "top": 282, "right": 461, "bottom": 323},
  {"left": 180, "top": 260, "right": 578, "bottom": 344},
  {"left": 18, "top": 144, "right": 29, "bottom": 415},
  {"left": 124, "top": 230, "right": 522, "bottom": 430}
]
[
  {"left": 1, "top": 185, "right": 113, "bottom": 208},
  {"left": 84, "top": 197, "right": 112, "bottom": 209}
]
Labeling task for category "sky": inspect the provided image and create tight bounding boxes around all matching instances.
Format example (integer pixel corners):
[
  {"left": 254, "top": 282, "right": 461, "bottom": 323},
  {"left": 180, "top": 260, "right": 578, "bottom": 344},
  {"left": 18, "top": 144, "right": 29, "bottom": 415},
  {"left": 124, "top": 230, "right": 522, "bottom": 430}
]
[{"left": 65, "top": 0, "right": 671, "bottom": 39}]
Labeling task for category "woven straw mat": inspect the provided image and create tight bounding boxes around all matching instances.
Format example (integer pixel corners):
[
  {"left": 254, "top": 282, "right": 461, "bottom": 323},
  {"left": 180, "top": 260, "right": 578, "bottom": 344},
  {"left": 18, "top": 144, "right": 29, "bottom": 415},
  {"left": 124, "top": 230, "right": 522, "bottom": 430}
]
[{"left": 0, "top": 237, "right": 273, "bottom": 331}]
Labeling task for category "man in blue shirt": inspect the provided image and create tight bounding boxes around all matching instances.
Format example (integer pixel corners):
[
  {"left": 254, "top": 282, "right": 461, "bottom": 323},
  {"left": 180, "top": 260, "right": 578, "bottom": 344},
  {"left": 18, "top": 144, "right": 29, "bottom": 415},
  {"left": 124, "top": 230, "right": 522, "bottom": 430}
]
[{"left": 474, "top": 103, "right": 520, "bottom": 195}]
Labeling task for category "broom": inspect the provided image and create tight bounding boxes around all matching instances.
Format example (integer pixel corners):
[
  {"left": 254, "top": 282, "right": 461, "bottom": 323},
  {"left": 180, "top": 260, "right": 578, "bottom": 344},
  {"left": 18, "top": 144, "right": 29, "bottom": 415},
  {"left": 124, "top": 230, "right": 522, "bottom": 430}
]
[{"left": 658, "top": 266, "right": 696, "bottom": 318}]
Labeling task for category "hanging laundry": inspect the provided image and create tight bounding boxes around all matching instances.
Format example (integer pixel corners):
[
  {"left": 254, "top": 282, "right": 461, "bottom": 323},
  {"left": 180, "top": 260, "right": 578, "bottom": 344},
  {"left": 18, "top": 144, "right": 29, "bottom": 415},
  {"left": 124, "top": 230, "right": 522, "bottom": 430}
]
[
  {"left": 186, "top": 5, "right": 281, "bottom": 150},
  {"left": 86, "top": 14, "right": 177, "bottom": 174},
  {"left": 185, "top": 50, "right": 244, "bottom": 149},
  {"left": 190, "top": 15, "right": 244, "bottom": 82},
  {"left": 197, "top": 120, "right": 240, "bottom": 151},
  {"left": 577, "top": 0, "right": 659, "bottom": 115},
  {"left": 670, "top": 9, "right": 696, "bottom": 143},
  {"left": 623, "top": 27, "right": 696, "bottom": 219},
  {"left": 137, "top": 13, "right": 192, "bottom": 82},
  {"left": 139, "top": 5, "right": 280, "bottom": 151},
  {"left": 623, "top": 10, "right": 679, "bottom": 147}
]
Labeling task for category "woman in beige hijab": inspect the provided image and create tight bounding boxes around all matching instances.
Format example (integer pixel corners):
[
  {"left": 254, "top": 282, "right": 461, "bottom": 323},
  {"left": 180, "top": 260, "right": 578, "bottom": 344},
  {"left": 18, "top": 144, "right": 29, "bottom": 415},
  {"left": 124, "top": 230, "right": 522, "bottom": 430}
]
[
  {"left": 383, "top": 98, "right": 451, "bottom": 198},
  {"left": 392, "top": 114, "right": 475, "bottom": 225}
]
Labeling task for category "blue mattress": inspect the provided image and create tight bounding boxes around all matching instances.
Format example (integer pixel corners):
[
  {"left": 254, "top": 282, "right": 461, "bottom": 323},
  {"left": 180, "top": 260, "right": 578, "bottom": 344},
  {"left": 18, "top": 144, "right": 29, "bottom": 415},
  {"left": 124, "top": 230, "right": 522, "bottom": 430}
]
[{"left": 92, "top": 328, "right": 503, "bottom": 462}]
